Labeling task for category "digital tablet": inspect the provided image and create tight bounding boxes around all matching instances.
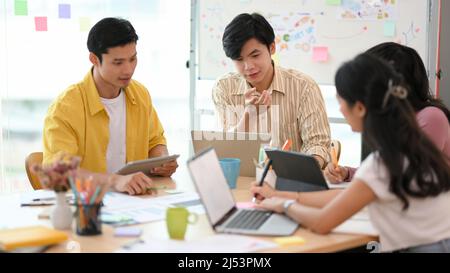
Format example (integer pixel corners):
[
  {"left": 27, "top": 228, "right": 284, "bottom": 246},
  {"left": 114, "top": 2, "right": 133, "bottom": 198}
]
[
  {"left": 116, "top": 154, "right": 180, "bottom": 175},
  {"left": 265, "top": 150, "right": 329, "bottom": 192}
]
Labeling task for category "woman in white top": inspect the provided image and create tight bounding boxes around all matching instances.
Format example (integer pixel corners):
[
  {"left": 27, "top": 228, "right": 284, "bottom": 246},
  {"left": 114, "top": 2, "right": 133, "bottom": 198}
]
[{"left": 252, "top": 53, "right": 450, "bottom": 252}]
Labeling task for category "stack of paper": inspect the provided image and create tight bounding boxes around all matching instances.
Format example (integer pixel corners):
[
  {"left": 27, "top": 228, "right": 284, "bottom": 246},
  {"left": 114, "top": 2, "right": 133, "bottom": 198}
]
[
  {"left": 332, "top": 210, "right": 379, "bottom": 236},
  {"left": 101, "top": 191, "right": 204, "bottom": 226}
]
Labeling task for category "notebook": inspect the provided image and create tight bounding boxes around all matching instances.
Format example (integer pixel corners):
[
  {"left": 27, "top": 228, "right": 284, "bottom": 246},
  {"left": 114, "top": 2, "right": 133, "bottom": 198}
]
[
  {"left": 0, "top": 226, "right": 68, "bottom": 251},
  {"left": 187, "top": 147, "right": 298, "bottom": 236}
]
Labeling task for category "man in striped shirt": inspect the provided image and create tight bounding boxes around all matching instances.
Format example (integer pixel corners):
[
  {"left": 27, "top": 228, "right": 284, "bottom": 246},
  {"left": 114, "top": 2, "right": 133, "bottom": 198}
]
[{"left": 212, "top": 13, "right": 331, "bottom": 168}]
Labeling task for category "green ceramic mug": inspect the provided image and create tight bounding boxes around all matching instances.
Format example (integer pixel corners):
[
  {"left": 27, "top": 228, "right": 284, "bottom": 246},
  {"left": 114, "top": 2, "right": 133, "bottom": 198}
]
[{"left": 166, "top": 207, "right": 198, "bottom": 240}]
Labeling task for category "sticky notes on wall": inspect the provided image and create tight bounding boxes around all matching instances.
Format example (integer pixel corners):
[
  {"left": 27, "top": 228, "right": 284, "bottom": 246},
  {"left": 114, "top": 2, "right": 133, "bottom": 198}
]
[
  {"left": 58, "top": 4, "right": 71, "bottom": 19},
  {"left": 79, "top": 17, "right": 91, "bottom": 32},
  {"left": 35, "top": 16, "right": 48, "bottom": 31},
  {"left": 326, "top": 0, "right": 342, "bottom": 5},
  {"left": 14, "top": 0, "right": 28, "bottom": 16},
  {"left": 312, "top": 46, "right": 329, "bottom": 62},
  {"left": 384, "top": 21, "right": 396, "bottom": 37}
]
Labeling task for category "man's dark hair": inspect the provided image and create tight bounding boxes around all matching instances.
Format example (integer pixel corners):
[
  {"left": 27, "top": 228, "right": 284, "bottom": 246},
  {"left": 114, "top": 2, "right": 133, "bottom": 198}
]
[
  {"left": 222, "top": 13, "right": 275, "bottom": 60},
  {"left": 87, "top": 17, "right": 139, "bottom": 63}
]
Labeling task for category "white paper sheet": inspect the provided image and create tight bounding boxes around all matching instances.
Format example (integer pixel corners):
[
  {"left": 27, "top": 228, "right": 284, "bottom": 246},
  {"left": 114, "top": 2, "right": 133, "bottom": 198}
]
[
  {"left": 101, "top": 191, "right": 204, "bottom": 226},
  {"left": 117, "top": 234, "right": 278, "bottom": 253}
]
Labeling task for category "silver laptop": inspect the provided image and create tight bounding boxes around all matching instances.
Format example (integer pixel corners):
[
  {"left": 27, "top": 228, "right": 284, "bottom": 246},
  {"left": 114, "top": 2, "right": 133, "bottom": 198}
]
[
  {"left": 191, "top": 130, "right": 271, "bottom": 177},
  {"left": 187, "top": 147, "right": 298, "bottom": 236}
]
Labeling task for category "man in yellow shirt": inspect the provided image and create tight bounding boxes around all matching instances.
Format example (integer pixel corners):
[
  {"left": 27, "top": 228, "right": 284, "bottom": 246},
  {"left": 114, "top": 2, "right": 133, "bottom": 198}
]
[{"left": 43, "top": 17, "right": 178, "bottom": 195}]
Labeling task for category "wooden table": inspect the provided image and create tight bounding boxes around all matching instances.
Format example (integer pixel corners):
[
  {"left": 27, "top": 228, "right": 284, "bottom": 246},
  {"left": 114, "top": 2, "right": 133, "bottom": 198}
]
[{"left": 0, "top": 170, "right": 377, "bottom": 253}]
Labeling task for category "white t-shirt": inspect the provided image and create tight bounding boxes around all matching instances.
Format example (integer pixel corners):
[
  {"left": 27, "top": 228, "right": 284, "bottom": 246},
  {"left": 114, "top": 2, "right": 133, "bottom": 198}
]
[
  {"left": 354, "top": 152, "right": 450, "bottom": 252},
  {"left": 100, "top": 90, "right": 126, "bottom": 173}
]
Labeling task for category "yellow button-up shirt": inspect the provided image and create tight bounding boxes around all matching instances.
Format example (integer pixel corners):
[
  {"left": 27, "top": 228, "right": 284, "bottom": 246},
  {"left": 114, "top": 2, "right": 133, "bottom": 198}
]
[{"left": 43, "top": 69, "right": 167, "bottom": 172}]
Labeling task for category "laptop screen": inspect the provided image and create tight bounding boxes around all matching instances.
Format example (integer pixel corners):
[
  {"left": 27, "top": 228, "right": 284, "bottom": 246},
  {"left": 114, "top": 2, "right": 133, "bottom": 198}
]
[{"left": 187, "top": 148, "right": 235, "bottom": 226}]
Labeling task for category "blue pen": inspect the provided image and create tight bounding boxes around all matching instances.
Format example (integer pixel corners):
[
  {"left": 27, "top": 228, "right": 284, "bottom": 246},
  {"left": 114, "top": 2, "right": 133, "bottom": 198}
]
[
  {"left": 252, "top": 159, "right": 272, "bottom": 203},
  {"left": 69, "top": 177, "right": 81, "bottom": 204},
  {"left": 89, "top": 186, "right": 101, "bottom": 205}
]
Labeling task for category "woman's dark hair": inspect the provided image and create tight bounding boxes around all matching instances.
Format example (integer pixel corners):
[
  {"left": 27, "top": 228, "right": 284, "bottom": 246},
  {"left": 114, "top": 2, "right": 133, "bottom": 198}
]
[
  {"left": 222, "top": 13, "right": 275, "bottom": 60},
  {"left": 87, "top": 17, "right": 139, "bottom": 63},
  {"left": 366, "top": 42, "right": 450, "bottom": 121},
  {"left": 335, "top": 53, "right": 450, "bottom": 210}
]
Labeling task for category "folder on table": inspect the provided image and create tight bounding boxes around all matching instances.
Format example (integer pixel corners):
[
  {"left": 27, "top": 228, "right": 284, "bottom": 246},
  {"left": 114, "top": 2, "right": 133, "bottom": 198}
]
[{"left": 0, "top": 226, "right": 68, "bottom": 251}]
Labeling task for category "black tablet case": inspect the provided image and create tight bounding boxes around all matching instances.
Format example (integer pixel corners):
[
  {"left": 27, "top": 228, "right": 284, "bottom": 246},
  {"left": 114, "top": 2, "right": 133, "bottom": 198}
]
[{"left": 265, "top": 150, "right": 329, "bottom": 192}]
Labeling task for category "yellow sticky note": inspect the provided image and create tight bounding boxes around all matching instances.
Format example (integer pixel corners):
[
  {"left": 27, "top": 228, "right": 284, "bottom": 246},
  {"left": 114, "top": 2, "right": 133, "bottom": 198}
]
[
  {"left": 273, "top": 236, "right": 306, "bottom": 246},
  {"left": 271, "top": 53, "right": 280, "bottom": 65},
  {"left": 79, "top": 17, "right": 91, "bottom": 32}
]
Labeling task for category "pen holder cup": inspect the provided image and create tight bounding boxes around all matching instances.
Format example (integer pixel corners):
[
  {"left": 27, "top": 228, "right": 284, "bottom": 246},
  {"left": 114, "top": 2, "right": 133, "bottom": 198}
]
[
  {"left": 256, "top": 167, "right": 277, "bottom": 188},
  {"left": 74, "top": 203, "right": 102, "bottom": 236}
]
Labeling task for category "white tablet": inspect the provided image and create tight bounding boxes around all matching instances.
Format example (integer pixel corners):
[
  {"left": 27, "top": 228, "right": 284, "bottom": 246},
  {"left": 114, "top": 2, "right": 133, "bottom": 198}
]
[{"left": 116, "top": 154, "right": 180, "bottom": 175}]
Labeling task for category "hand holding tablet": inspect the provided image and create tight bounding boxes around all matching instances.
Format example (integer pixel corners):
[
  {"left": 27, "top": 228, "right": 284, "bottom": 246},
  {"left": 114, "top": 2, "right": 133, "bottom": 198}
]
[{"left": 116, "top": 154, "right": 180, "bottom": 176}]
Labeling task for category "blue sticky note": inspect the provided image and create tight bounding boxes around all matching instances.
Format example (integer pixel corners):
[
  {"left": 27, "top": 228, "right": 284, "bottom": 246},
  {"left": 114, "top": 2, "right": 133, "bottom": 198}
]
[
  {"left": 114, "top": 227, "right": 142, "bottom": 237},
  {"left": 384, "top": 21, "right": 395, "bottom": 37},
  {"left": 59, "top": 4, "right": 71, "bottom": 19}
]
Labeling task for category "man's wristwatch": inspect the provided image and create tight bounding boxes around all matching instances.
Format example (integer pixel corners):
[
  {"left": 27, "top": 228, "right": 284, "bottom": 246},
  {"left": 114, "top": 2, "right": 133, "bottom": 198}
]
[{"left": 283, "top": 199, "right": 296, "bottom": 214}]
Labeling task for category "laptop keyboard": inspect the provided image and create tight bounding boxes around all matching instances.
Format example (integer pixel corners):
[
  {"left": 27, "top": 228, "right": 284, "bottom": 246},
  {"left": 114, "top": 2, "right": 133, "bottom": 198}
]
[{"left": 224, "top": 209, "right": 272, "bottom": 230}]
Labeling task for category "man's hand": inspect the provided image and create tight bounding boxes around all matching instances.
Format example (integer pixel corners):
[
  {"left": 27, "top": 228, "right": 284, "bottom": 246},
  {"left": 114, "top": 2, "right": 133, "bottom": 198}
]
[
  {"left": 244, "top": 88, "right": 272, "bottom": 111},
  {"left": 150, "top": 160, "right": 178, "bottom": 177},
  {"left": 113, "top": 172, "right": 154, "bottom": 195},
  {"left": 324, "top": 163, "right": 349, "bottom": 183}
]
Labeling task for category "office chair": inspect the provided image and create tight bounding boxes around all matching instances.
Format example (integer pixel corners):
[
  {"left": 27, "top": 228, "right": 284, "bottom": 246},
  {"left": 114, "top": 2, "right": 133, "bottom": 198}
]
[{"left": 25, "top": 152, "right": 43, "bottom": 190}]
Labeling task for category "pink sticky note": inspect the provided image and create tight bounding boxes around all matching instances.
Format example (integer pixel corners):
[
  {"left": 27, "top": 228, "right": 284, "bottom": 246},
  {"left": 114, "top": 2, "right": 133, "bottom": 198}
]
[
  {"left": 236, "top": 202, "right": 256, "bottom": 209},
  {"left": 35, "top": 16, "right": 47, "bottom": 31},
  {"left": 312, "top": 46, "right": 328, "bottom": 62}
]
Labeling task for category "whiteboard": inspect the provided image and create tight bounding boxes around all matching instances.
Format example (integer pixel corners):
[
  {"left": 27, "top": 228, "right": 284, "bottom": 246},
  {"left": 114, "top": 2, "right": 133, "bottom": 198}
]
[{"left": 198, "top": 0, "right": 429, "bottom": 84}]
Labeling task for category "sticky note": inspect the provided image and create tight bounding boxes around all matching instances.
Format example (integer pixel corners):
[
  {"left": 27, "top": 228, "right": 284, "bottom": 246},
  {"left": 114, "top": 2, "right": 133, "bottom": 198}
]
[
  {"left": 14, "top": 0, "right": 28, "bottom": 16},
  {"left": 271, "top": 53, "right": 280, "bottom": 66},
  {"left": 236, "top": 202, "right": 256, "bottom": 209},
  {"left": 79, "top": 17, "right": 91, "bottom": 32},
  {"left": 58, "top": 4, "right": 71, "bottom": 19},
  {"left": 273, "top": 236, "right": 306, "bottom": 246},
  {"left": 312, "top": 46, "right": 329, "bottom": 62},
  {"left": 114, "top": 227, "right": 142, "bottom": 237},
  {"left": 164, "top": 189, "right": 184, "bottom": 194},
  {"left": 35, "top": 17, "right": 48, "bottom": 32},
  {"left": 326, "top": 0, "right": 341, "bottom": 5},
  {"left": 384, "top": 21, "right": 396, "bottom": 37}
]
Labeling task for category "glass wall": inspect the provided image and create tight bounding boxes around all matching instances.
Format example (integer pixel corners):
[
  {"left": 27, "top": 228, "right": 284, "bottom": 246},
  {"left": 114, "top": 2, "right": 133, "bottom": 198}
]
[{"left": 0, "top": 0, "right": 190, "bottom": 193}]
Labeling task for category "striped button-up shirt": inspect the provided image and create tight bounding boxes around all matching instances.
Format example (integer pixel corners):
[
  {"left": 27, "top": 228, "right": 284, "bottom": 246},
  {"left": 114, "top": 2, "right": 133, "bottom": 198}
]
[{"left": 212, "top": 65, "right": 331, "bottom": 164}]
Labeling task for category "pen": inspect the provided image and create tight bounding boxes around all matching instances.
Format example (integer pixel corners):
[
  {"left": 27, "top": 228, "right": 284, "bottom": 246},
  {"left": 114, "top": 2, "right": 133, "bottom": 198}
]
[
  {"left": 146, "top": 186, "right": 167, "bottom": 191},
  {"left": 252, "top": 159, "right": 272, "bottom": 203},
  {"left": 281, "top": 139, "right": 292, "bottom": 151}
]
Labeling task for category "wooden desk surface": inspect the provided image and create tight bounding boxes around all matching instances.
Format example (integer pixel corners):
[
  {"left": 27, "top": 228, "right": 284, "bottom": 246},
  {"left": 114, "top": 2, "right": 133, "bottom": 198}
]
[{"left": 0, "top": 170, "right": 377, "bottom": 253}]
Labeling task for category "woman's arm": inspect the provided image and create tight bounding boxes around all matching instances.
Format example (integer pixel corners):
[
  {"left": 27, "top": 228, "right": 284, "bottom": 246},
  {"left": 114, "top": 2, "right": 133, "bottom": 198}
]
[
  {"left": 251, "top": 181, "right": 343, "bottom": 208},
  {"left": 258, "top": 179, "right": 376, "bottom": 234}
]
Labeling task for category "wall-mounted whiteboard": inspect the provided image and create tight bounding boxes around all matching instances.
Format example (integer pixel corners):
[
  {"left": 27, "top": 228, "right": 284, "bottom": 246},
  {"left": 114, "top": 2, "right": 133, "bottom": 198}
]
[{"left": 198, "top": 0, "right": 429, "bottom": 84}]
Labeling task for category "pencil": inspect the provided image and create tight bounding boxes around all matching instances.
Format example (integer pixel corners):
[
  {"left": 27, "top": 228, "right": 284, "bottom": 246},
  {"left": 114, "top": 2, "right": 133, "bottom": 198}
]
[{"left": 331, "top": 144, "right": 338, "bottom": 169}]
